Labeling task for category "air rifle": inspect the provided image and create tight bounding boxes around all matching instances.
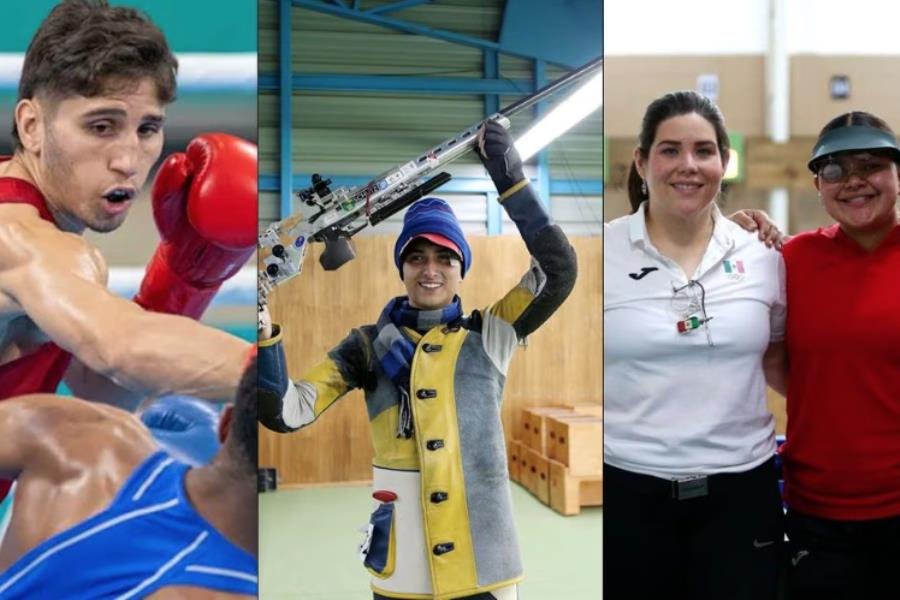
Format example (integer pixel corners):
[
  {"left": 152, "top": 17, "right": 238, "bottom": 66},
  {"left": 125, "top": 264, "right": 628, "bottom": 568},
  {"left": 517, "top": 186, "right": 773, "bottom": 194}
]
[{"left": 258, "top": 57, "right": 601, "bottom": 304}]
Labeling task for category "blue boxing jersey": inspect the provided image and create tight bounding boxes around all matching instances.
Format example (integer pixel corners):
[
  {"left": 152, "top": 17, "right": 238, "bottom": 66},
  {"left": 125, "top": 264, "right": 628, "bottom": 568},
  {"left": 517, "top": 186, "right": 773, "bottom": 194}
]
[{"left": 0, "top": 451, "right": 257, "bottom": 598}]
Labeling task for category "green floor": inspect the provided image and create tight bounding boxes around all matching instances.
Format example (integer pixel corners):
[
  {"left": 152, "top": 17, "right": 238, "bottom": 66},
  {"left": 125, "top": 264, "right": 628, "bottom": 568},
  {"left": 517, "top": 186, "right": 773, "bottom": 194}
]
[{"left": 260, "top": 482, "right": 602, "bottom": 599}]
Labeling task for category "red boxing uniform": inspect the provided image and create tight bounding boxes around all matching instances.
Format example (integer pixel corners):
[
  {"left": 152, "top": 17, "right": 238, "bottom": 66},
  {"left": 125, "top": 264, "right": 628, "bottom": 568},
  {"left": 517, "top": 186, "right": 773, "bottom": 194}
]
[
  {"left": 0, "top": 169, "right": 73, "bottom": 501},
  {"left": 782, "top": 224, "right": 900, "bottom": 520}
]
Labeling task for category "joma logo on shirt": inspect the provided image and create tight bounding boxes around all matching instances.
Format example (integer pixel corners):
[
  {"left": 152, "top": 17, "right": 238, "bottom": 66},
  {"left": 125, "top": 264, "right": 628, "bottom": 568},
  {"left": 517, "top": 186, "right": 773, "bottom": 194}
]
[{"left": 629, "top": 267, "right": 658, "bottom": 280}]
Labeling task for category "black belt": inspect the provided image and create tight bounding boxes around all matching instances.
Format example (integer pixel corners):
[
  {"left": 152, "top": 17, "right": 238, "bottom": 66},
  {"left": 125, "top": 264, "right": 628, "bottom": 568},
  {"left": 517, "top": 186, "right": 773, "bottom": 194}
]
[{"left": 605, "top": 457, "right": 777, "bottom": 501}]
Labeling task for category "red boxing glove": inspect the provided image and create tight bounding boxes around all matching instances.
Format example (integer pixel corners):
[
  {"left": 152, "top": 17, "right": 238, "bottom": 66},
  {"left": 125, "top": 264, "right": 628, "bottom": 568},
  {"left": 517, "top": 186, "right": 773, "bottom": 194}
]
[{"left": 134, "top": 133, "right": 257, "bottom": 319}]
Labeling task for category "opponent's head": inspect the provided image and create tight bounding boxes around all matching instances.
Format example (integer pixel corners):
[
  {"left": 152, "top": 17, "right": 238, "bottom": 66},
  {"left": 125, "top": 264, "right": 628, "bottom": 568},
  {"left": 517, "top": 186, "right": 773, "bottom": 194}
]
[
  {"left": 628, "top": 90, "right": 730, "bottom": 216},
  {"left": 394, "top": 198, "right": 471, "bottom": 310},
  {"left": 218, "top": 353, "right": 258, "bottom": 474},
  {"left": 809, "top": 111, "right": 900, "bottom": 245},
  {"left": 13, "top": 0, "right": 177, "bottom": 233}
]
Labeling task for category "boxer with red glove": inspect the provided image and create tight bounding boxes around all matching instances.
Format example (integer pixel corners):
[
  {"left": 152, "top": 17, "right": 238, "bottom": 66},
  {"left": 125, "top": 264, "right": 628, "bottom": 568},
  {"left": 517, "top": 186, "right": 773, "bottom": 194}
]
[
  {"left": 135, "top": 133, "right": 257, "bottom": 319},
  {"left": 0, "top": 1, "right": 253, "bottom": 415}
]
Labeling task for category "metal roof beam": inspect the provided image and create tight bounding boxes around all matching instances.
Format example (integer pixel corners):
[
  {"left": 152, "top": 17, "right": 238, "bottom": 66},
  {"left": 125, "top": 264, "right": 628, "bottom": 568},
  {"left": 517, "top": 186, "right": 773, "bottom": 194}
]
[
  {"left": 482, "top": 52, "right": 501, "bottom": 114},
  {"left": 483, "top": 49, "right": 502, "bottom": 235},
  {"left": 258, "top": 72, "right": 533, "bottom": 94},
  {"left": 366, "top": 0, "right": 434, "bottom": 15},
  {"left": 279, "top": 0, "right": 293, "bottom": 219},
  {"left": 534, "top": 59, "right": 550, "bottom": 211},
  {"left": 293, "top": 0, "right": 507, "bottom": 55}
]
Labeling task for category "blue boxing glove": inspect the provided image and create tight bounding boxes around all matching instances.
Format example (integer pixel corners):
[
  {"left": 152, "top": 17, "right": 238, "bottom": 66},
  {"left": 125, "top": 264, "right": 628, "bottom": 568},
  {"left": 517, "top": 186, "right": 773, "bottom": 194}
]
[{"left": 141, "top": 395, "right": 221, "bottom": 466}]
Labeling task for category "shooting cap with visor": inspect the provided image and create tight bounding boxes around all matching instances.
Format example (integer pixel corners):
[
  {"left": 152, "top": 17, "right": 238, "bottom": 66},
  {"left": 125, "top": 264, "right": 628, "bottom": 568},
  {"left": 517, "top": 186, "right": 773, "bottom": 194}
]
[
  {"left": 394, "top": 197, "right": 472, "bottom": 279},
  {"left": 808, "top": 125, "right": 900, "bottom": 173}
]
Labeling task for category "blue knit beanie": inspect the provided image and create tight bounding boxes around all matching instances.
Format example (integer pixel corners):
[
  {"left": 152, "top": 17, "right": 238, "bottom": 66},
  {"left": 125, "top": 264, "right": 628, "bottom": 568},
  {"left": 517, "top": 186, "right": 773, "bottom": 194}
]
[{"left": 394, "top": 197, "right": 472, "bottom": 278}]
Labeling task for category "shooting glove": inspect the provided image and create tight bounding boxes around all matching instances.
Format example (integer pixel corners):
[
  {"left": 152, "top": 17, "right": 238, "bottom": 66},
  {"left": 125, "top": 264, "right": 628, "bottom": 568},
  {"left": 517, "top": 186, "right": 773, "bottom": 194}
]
[{"left": 476, "top": 119, "right": 526, "bottom": 196}]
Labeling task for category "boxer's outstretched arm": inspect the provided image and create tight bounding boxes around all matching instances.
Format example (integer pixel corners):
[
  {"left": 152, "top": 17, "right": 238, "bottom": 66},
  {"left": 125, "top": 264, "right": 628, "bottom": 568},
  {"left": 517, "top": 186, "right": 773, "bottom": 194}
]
[
  {"left": 64, "top": 359, "right": 147, "bottom": 411},
  {"left": 0, "top": 210, "right": 248, "bottom": 402},
  {"left": 65, "top": 134, "right": 257, "bottom": 410}
]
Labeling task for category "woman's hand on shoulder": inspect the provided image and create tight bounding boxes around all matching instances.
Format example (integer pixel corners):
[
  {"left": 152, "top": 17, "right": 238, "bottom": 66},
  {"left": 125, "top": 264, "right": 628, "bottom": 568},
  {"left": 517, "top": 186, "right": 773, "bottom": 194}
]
[{"left": 727, "top": 209, "right": 790, "bottom": 250}]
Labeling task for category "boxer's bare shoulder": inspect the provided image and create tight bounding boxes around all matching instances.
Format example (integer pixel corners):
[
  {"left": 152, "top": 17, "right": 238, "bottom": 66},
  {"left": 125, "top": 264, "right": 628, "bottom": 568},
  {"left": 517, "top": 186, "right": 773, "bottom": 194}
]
[
  {"left": 0, "top": 394, "right": 155, "bottom": 571},
  {"left": 0, "top": 204, "right": 108, "bottom": 361},
  {"left": 0, "top": 393, "right": 153, "bottom": 476},
  {"left": 0, "top": 203, "right": 107, "bottom": 292}
]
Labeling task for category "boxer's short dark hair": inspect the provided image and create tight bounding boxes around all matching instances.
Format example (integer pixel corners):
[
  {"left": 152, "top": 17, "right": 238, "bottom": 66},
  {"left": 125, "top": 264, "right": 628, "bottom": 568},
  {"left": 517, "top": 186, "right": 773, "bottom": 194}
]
[
  {"left": 12, "top": 0, "right": 178, "bottom": 148},
  {"left": 232, "top": 356, "right": 258, "bottom": 472}
]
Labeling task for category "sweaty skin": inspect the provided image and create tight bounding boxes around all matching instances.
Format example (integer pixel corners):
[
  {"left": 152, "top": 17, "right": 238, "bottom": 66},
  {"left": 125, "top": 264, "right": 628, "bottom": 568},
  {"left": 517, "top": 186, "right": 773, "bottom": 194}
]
[
  {"left": 0, "top": 394, "right": 255, "bottom": 600},
  {"left": 0, "top": 203, "right": 248, "bottom": 402}
]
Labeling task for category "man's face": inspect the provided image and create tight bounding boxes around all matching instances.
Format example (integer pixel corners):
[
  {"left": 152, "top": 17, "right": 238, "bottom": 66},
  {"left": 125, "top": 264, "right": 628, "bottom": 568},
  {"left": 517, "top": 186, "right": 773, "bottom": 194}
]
[
  {"left": 34, "top": 78, "right": 165, "bottom": 233},
  {"left": 401, "top": 239, "right": 463, "bottom": 310}
]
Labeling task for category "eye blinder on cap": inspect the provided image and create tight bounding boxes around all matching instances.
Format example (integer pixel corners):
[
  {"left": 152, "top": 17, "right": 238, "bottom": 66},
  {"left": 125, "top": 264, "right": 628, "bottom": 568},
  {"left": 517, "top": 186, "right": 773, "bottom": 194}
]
[
  {"left": 808, "top": 125, "right": 900, "bottom": 174},
  {"left": 815, "top": 154, "right": 895, "bottom": 184}
]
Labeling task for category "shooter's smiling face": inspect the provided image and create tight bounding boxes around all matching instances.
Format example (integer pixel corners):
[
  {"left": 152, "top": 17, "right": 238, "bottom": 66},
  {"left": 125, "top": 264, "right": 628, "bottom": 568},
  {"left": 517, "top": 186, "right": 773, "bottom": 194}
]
[{"left": 401, "top": 239, "right": 463, "bottom": 310}]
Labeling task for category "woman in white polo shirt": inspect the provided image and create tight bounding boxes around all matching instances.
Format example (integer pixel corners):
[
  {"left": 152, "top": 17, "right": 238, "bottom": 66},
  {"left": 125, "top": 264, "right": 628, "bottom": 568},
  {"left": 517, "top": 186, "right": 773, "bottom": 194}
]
[{"left": 603, "top": 90, "right": 786, "bottom": 600}]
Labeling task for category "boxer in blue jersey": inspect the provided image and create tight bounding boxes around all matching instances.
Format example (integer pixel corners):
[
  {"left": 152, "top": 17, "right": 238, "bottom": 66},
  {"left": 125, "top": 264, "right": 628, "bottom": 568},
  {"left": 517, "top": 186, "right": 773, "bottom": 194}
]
[{"left": 0, "top": 356, "right": 258, "bottom": 598}]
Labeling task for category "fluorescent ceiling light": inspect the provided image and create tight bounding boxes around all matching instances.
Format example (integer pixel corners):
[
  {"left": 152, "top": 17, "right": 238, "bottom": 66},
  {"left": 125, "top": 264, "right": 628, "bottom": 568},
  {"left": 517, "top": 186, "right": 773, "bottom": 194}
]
[{"left": 514, "top": 68, "right": 603, "bottom": 161}]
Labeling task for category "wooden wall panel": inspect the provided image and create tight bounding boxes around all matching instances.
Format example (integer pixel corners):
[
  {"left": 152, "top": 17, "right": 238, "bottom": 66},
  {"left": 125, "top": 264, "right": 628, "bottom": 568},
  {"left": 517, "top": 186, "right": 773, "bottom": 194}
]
[
  {"left": 259, "top": 235, "right": 602, "bottom": 485},
  {"left": 791, "top": 55, "right": 900, "bottom": 136},
  {"left": 603, "top": 55, "right": 766, "bottom": 138},
  {"left": 605, "top": 55, "right": 900, "bottom": 139},
  {"left": 767, "top": 389, "right": 787, "bottom": 436}
]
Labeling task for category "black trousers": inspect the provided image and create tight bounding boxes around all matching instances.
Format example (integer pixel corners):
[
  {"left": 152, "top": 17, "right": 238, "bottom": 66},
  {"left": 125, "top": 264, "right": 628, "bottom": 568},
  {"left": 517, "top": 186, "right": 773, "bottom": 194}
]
[
  {"left": 604, "top": 458, "right": 784, "bottom": 600},
  {"left": 785, "top": 508, "right": 900, "bottom": 600}
]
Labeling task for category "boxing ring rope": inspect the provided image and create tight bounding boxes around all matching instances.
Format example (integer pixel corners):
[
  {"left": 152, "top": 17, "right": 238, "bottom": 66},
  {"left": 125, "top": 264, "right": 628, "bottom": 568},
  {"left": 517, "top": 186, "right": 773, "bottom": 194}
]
[
  {"left": 106, "top": 266, "right": 257, "bottom": 307},
  {"left": 0, "top": 53, "right": 257, "bottom": 91}
]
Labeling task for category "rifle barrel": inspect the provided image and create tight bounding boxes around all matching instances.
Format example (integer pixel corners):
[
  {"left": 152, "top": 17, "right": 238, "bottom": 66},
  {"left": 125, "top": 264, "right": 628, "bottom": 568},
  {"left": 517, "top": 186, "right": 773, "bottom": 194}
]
[{"left": 500, "top": 57, "right": 602, "bottom": 118}]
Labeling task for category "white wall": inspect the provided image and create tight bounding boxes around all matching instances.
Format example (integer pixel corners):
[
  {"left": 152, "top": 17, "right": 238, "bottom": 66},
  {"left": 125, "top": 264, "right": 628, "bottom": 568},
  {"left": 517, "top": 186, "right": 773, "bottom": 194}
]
[{"left": 605, "top": 0, "right": 900, "bottom": 56}]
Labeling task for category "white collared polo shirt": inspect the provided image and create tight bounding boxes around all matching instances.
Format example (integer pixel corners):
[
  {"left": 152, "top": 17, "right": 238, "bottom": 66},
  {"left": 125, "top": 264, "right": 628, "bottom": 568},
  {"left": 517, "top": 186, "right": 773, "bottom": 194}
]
[{"left": 604, "top": 202, "right": 785, "bottom": 478}]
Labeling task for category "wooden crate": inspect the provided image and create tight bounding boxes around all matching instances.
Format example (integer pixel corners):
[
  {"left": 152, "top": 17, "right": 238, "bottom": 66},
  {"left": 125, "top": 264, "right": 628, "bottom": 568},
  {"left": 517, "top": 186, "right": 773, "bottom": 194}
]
[
  {"left": 508, "top": 440, "right": 523, "bottom": 483},
  {"left": 523, "top": 447, "right": 550, "bottom": 504},
  {"left": 521, "top": 406, "right": 575, "bottom": 454},
  {"left": 518, "top": 445, "right": 534, "bottom": 492},
  {"left": 566, "top": 403, "right": 603, "bottom": 417},
  {"left": 547, "top": 415, "right": 602, "bottom": 476},
  {"left": 549, "top": 459, "right": 603, "bottom": 516}
]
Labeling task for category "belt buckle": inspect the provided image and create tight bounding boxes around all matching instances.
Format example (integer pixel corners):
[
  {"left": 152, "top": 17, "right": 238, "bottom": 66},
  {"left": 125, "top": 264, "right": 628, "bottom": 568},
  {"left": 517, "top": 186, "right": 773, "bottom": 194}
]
[{"left": 671, "top": 475, "right": 709, "bottom": 500}]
